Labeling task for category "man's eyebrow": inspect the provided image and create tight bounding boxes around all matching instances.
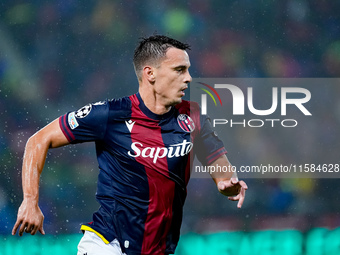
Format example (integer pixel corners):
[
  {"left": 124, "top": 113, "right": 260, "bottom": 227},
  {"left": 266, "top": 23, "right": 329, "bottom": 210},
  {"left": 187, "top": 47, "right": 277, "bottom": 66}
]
[{"left": 173, "top": 65, "right": 189, "bottom": 69}]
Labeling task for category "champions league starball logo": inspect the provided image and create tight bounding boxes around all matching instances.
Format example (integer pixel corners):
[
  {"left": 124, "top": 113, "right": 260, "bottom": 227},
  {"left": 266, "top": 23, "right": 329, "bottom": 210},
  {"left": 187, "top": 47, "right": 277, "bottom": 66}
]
[
  {"left": 195, "top": 79, "right": 312, "bottom": 128},
  {"left": 75, "top": 104, "right": 92, "bottom": 118}
]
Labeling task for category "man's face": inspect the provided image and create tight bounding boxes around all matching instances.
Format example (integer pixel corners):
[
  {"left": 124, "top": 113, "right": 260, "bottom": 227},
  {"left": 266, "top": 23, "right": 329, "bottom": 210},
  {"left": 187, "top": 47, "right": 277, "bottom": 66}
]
[{"left": 153, "top": 47, "right": 192, "bottom": 106}]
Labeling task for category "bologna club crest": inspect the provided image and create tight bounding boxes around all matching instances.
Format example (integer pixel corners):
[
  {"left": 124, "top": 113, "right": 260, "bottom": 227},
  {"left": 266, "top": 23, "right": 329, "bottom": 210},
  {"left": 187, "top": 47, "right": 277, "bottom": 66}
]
[{"left": 177, "top": 114, "right": 195, "bottom": 133}]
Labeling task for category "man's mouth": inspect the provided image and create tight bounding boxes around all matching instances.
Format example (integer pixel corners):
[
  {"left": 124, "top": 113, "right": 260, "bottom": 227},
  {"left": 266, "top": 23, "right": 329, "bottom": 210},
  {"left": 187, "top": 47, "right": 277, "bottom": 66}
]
[{"left": 180, "top": 86, "right": 188, "bottom": 96}]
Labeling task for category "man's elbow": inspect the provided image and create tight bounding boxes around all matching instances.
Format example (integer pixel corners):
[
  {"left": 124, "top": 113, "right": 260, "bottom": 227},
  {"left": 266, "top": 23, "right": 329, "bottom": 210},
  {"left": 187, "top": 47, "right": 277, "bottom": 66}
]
[{"left": 26, "top": 131, "right": 52, "bottom": 151}]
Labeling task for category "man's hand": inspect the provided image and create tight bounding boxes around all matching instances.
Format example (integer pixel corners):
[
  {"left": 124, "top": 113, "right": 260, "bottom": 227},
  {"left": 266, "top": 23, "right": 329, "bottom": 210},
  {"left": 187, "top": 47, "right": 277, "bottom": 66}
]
[
  {"left": 218, "top": 178, "right": 248, "bottom": 208},
  {"left": 12, "top": 199, "right": 45, "bottom": 236}
]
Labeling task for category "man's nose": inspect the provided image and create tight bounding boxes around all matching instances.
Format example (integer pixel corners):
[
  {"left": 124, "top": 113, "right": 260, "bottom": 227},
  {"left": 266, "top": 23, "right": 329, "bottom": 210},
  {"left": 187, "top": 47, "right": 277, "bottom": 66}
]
[{"left": 185, "top": 71, "right": 192, "bottom": 83}]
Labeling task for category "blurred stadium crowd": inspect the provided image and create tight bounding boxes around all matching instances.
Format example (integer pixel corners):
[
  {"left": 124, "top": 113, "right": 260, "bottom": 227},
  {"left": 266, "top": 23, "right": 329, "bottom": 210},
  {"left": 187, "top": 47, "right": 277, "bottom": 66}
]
[{"left": 1, "top": 0, "right": 340, "bottom": 235}]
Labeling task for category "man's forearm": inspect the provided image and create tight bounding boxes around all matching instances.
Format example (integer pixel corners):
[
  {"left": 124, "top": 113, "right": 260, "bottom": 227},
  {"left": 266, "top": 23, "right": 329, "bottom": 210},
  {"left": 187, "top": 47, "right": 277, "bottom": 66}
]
[
  {"left": 21, "top": 119, "right": 69, "bottom": 202},
  {"left": 22, "top": 134, "right": 49, "bottom": 203},
  {"left": 209, "top": 154, "right": 236, "bottom": 184}
]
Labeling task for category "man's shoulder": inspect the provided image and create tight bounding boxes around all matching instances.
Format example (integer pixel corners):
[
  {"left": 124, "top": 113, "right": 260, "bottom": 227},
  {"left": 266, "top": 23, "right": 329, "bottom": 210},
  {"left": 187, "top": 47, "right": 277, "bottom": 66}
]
[
  {"left": 79, "top": 96, "right": 132, "bottom": 113},
  {"left": 107, "top": 95, "right": 133, "bottom": 111}
]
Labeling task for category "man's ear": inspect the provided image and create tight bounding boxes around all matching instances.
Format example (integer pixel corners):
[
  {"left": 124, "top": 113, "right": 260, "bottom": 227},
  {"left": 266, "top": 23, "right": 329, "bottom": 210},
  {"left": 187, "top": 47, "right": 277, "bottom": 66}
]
[{"left": 143, "top": 66, "right": 156, "bottom": 83}]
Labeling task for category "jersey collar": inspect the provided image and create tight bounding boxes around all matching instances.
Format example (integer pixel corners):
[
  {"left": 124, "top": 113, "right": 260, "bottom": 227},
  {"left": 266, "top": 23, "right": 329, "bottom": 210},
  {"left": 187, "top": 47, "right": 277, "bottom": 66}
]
[{"left": 136, "top": 93, "right": 175, "bottom": 121}]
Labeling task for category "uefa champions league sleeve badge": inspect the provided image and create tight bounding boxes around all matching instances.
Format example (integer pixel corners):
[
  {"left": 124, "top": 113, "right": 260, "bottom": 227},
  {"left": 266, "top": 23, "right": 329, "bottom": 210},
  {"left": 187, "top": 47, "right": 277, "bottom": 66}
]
[{"left": 75, "top": 104, "right": 92, "bottom": 118}]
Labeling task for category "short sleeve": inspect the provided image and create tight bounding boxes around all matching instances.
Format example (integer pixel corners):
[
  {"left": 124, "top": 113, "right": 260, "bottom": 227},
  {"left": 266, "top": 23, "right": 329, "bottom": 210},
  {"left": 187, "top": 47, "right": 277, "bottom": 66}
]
[
  {"left": 194, "top": 114, "right": 227, "bottom": 165},
  {"left": 59, "top": 101, "right": 109, "bottom": 143}
]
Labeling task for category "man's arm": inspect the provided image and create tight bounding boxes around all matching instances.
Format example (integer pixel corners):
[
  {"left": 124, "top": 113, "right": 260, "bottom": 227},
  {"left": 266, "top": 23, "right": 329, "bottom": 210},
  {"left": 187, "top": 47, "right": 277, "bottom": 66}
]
[
  {"left": 12, "top": 118, "right": 69, "bottom": 236},
  {"left": 209, "top": 154, "right": 248, "bottom": 208}
]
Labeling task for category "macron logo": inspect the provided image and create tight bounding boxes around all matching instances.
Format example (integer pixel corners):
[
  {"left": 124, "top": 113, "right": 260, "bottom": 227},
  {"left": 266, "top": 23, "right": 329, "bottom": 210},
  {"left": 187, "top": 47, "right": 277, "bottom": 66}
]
[{"left": 125, "top": 120, "right": 135, "bottom": 132}]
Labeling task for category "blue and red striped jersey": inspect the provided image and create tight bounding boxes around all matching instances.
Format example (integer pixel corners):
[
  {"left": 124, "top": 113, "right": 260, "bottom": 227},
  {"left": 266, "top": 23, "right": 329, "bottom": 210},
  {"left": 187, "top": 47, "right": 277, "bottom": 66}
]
[{"left": 59, "top": 93, "right": 227, "bottom": 255}]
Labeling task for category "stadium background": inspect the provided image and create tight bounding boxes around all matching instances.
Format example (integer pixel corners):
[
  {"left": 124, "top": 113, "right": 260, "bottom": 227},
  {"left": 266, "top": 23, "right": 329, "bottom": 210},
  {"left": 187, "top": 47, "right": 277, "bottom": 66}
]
[{"left": 1, "top": 1, "right": 340, "bottom": 254}]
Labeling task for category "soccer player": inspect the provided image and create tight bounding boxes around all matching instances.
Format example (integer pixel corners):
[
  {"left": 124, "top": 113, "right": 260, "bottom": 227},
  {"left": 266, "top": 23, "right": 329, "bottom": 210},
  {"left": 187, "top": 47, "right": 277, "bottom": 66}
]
[{"left": 12, "top": 35, "right": 247, "bottom": 255}]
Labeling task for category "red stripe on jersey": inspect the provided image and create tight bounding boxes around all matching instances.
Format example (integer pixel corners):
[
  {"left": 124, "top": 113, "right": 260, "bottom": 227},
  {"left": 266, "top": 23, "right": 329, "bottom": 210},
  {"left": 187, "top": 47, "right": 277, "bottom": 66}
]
[
  {"left": 178, "top": 120, "right": 189, "bottom": 132},
  {"left": 129, "top": 95, "right": 175, "bottom": 254}
]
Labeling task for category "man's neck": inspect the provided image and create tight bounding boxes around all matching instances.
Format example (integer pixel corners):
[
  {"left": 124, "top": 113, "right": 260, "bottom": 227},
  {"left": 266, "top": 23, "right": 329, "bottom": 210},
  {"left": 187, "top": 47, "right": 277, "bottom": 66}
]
[{"left": 138, "top": 89, "right": 172, "bottom": 115}]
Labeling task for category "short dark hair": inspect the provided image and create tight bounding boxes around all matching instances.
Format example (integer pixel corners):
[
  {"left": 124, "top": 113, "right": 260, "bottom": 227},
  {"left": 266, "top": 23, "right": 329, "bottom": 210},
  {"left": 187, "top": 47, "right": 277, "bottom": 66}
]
[{"left": 133, "top": 35, "right": 191, "bottom": 81}]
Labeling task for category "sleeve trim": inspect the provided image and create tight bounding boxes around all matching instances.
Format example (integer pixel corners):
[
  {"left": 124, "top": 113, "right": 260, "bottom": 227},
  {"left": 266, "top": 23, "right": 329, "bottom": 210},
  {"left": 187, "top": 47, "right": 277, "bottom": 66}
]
[
  {"left": 206, "top": 147, "right": 227, "bottom": 165},
  {"left": 59, "top": 115, "right": 75, "bottom": 142}
]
